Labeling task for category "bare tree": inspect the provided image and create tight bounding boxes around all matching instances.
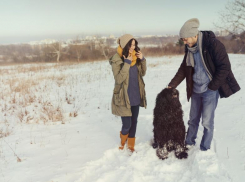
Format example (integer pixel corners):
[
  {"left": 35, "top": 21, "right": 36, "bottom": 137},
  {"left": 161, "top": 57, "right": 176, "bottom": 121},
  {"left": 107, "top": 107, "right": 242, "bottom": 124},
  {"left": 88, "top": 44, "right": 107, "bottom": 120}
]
[
  {"left": 32, "top": 45, "right": 42, "bottom": 62},
  {"left": 98, "top": 39, "right": 110, "bottom": 59},
  {"left": 48, "top": 42, "right": 69, "bottom": 62},
  {"left": 88, "top": 40, "right": 94, "bottom": 51},
  {"left": 69, "top": 36, "right": 84, "bottom": 62},
  {"left": 215, "top": 0, "right": 245, "bottom": 52},
  {"left": 51, "top": 42, "right": 62, "bottom": 62},
  {"left": 42, "top": 44, "right": 56, "bottom": 62}
]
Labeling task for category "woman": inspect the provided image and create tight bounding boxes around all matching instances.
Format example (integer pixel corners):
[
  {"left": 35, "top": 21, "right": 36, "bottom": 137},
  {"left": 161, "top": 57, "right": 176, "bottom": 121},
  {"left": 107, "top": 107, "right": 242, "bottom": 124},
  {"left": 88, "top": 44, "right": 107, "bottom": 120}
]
[{"left": 109, "top": 34, "right": 147, "bottom": 153}]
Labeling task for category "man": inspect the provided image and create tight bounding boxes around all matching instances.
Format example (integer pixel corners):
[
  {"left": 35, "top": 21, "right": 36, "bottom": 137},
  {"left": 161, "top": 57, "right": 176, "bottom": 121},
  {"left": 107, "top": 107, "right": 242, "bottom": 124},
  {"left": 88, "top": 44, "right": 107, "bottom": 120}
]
[{"left": 168, "top": 18, "right": 240, "bottom": 151}]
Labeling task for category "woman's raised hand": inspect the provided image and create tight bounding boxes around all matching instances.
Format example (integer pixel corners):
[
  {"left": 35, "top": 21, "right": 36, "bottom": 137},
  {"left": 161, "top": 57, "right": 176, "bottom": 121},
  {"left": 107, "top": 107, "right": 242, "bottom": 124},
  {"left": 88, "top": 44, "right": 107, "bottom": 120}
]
[
  {"left": 136, "top": 51, "right": 143, "bottom": 60},
  {"left": 123, "top": 54, "right": 133, "bottom": 61}
]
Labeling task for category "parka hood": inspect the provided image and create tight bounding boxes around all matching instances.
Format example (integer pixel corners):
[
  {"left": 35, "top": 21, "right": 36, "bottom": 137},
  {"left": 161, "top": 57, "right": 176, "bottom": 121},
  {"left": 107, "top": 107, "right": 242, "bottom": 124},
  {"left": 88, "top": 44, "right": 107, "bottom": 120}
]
[
  {"left": 201, "top": 31, "right": 216, "bottom": 47},
  {"left": 109, "top": 53, "right": 123, "bottom": 65}
]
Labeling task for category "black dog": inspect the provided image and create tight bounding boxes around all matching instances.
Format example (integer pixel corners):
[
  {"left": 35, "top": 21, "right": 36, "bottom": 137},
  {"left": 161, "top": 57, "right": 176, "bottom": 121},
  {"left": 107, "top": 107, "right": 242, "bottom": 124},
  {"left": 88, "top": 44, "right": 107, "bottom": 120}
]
[{"left": 152, "top": 88, "right": 188, "bottom": 160}]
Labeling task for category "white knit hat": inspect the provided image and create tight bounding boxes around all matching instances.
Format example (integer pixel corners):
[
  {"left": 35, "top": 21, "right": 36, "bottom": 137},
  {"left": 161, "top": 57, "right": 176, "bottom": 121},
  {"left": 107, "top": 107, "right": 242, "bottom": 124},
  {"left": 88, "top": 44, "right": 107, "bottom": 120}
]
[
  {"left": 179, "top": 18, "right": 200, "bottom": 38},
  {"left": 117, "top": 34, "right": 134, "bottom": 48}
]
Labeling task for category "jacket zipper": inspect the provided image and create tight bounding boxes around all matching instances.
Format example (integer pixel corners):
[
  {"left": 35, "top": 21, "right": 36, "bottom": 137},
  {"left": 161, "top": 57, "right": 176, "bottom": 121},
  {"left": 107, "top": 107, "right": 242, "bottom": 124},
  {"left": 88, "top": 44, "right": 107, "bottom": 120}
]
[{"left": 202, "top": 50, "right": 213, "bottom": 80}]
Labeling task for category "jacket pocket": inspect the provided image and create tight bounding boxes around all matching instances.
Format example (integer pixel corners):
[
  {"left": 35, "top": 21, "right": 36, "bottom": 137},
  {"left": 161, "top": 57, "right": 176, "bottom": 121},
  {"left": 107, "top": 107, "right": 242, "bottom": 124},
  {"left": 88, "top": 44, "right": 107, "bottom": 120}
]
[{"left": 113, "top": 88, "right": 125, "bottom": 106}]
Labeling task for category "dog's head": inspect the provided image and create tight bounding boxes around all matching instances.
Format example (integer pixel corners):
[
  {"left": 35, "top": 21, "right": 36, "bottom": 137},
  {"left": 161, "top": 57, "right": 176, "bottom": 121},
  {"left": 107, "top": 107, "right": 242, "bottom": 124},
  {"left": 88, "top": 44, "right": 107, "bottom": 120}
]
[{"left": 156, "top": 88, "right": 180, "bottom": 106}]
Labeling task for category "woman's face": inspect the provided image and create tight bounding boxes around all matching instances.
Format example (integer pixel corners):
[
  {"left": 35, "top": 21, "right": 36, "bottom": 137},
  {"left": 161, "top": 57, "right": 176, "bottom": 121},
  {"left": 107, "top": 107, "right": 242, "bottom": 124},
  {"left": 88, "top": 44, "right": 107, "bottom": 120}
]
[{"left": 129, "top": 39, "right": 136, "bottom": 54}]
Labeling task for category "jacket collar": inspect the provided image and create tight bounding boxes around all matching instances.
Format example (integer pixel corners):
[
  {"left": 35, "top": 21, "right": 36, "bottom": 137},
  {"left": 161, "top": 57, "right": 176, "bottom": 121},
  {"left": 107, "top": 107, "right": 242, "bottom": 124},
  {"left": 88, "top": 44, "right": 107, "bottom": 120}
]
[
  {"left": 201, "top": 31, "right": 216, "bottom": 47},
  {"left": 184, "top": 31, "right": 216, "bottom": 53}
]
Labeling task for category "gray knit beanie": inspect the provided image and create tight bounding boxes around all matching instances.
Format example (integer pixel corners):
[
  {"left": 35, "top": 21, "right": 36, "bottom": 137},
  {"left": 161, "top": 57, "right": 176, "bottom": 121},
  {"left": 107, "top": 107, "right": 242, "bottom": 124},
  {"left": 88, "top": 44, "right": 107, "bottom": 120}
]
[
  {"left": 179, "top": 18, "right": 200, "bottom": 38},
  {"left": 117, "top": 34, "right": 134, "bottom": 48}
]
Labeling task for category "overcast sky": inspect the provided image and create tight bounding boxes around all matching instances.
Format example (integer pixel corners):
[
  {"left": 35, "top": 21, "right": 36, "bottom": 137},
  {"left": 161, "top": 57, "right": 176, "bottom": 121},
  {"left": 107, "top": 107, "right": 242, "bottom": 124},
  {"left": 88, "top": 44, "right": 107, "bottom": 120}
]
[{"left": 0, "top": 0, "right": 230, "bottom": 44}]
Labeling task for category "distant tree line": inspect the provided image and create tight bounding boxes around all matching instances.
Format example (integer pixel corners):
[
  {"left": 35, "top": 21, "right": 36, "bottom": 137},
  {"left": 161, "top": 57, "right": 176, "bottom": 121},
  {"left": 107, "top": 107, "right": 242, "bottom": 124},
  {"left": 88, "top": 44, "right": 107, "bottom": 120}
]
[
  {"left": 0, "top": 33, "right": 244, "bottom": 64},
  {"left": 0, "top": 39, "right": 115, "bottom": 64}
]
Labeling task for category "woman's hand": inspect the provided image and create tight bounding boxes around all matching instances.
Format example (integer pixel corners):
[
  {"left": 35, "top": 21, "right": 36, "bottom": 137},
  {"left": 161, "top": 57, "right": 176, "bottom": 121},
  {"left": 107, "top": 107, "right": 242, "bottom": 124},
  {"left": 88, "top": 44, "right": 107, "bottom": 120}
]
[
  {"left": 123, "top": 54, "right": 132, "bottom": 61},
  {"left": 136, "top": 51, "right": 143, "bottom": 60}
]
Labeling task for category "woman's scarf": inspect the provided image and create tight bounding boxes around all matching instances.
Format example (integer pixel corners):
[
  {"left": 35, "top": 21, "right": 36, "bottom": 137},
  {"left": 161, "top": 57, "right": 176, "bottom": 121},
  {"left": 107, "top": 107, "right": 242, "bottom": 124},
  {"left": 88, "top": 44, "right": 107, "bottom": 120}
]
[{"left": 117, "top": 46, "right": 137, "bottom": 67}]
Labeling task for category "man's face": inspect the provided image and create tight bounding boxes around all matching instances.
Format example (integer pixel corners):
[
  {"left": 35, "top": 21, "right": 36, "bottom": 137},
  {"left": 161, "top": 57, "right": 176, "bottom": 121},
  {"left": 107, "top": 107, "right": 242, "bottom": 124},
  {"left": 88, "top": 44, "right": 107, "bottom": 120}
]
[{"left": 182, "top": 35, "right": 198, "bottom": 47}]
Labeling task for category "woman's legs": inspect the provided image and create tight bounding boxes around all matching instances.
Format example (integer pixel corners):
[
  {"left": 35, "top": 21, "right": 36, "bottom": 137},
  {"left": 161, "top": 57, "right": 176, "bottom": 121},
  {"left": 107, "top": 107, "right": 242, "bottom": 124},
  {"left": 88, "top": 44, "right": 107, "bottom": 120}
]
[
  {"left": 121, "top": 105, "right": 140, "bottom": 137},
  {"left": 120, "top": 106, "right": 140, "bottom": 152},
  {"left": 121, "top": 117, "right": 131, "bottom": 135},
  {"left": 128, "top": 105, "right": 140, "bottom": 138}
]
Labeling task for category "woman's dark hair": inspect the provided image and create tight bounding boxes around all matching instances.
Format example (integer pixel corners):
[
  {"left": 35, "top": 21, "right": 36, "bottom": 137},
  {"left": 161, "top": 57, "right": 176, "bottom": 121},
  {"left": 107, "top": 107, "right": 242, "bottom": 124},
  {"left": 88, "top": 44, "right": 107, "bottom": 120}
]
[{"left": 122, "top": 39, "right": 141, "bottom": 65}]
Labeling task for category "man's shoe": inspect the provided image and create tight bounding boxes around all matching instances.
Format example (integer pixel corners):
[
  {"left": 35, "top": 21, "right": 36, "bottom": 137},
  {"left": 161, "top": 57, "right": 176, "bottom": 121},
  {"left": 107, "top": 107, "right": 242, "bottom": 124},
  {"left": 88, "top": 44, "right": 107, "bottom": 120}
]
[{"left": 186, "top": 144, "right": 194, "bottom": 150}]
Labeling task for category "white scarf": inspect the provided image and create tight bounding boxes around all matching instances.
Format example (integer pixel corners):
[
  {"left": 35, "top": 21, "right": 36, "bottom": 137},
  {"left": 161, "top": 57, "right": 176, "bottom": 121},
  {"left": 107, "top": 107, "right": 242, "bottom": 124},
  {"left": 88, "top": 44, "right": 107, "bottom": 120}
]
[{"left": 186, "top": 31, "right": 212, "bottom": 80}]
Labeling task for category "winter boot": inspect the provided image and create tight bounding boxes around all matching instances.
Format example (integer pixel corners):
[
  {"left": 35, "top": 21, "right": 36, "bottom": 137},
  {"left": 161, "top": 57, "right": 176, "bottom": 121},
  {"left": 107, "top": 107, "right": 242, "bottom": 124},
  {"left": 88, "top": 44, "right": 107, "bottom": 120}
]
[
  {"left": 119, "top": 132, "right": 129, "bottom": 150},
  {"left": 127, "top": 137, "right": 136, "bottom": 153}
]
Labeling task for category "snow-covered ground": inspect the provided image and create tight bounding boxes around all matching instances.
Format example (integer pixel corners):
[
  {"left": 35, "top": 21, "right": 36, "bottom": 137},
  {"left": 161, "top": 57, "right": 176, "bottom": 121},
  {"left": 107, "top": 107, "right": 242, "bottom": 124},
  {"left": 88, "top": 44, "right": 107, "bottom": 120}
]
[{"left": 0, "top": 54, "right": 244, "bottom": 182}]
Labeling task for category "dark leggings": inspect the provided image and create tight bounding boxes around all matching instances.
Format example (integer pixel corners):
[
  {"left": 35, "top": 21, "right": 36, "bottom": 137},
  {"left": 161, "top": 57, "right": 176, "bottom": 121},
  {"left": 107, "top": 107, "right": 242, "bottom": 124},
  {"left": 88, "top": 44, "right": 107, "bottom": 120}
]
[{"left": 121, "top": 105, "right": 140, "bottom": 138}]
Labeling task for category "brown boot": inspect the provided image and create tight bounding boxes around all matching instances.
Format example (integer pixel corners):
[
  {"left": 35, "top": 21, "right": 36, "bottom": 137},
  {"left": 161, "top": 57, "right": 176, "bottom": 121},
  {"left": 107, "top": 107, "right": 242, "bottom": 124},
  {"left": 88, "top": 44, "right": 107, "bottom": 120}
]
[
  {"left": 127, "top": 137, "right": 136, "bottom": 152},
  {"left": 119, "top": 132, "right": 129, "bottom": 150}
]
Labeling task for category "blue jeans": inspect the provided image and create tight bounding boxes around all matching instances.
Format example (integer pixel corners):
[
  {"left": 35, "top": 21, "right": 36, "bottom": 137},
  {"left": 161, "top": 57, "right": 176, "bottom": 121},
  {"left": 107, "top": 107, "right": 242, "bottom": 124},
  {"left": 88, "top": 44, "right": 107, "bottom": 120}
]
[
  {"left": 185, "top": 89, "right": 219, "bottom": 151},
  {"left": 121, "top": 105, "right": 139, "bottom": 138}
]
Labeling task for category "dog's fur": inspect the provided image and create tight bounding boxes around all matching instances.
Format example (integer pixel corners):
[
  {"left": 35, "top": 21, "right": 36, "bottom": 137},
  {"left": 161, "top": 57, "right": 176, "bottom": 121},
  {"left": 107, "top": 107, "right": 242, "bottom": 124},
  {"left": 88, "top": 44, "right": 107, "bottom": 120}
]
[{"left": 152, "top": 88, "right": 188, "bottom": 160}]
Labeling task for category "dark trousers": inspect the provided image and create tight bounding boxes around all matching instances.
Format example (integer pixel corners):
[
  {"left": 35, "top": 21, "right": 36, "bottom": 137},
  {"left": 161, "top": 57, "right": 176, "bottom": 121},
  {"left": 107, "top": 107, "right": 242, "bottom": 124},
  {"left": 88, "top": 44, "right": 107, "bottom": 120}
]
[{"left": 121, "top": 105, "right": 140, "bottom": 138}]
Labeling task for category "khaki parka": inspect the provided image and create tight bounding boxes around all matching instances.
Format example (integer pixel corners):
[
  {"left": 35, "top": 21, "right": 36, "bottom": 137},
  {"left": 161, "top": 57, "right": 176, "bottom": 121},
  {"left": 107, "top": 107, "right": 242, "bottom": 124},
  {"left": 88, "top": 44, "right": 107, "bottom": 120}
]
[{"left": 109, "top": 53, "right": 147, "bottom": 116}]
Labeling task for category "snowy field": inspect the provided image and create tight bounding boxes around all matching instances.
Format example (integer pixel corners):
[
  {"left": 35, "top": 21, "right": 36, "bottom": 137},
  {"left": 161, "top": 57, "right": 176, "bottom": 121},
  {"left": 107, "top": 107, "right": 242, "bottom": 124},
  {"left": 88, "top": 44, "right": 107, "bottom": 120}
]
[{"left": 0, "top": 54, "right": 244, "bottom": 182}]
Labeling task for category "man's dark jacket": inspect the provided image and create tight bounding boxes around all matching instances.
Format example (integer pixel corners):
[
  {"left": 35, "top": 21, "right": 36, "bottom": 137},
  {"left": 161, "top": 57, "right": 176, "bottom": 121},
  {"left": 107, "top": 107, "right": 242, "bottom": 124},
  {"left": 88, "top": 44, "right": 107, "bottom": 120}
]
[{"left": 169, "top": 31, "right": 241, "bottom": 101}]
